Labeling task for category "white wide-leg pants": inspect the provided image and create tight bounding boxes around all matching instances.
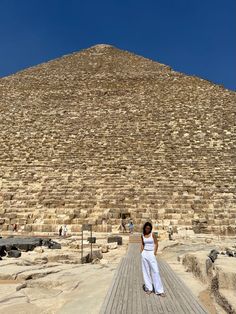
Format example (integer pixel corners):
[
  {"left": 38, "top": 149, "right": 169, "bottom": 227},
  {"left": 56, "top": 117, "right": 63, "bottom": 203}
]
[{"left": 141, "top": 250, "right": 164, "bottom": 293}]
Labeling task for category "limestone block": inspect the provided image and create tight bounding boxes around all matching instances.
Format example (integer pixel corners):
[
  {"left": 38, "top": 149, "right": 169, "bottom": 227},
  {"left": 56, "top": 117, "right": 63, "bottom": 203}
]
[
  {"left": 70, "top": 225, "right": 82, "bottom": 232},
  {"left": 108, "top": 236, "right": 122, "bottom": 245},
  {"left": 34, "top": 247, "right": 44, "bottom": 253},
  {"left": 108, "top": 243, "right": 117, "bottom": 250},
  {"left": 101, "top": 244, "right": 109, "bottom": 253}
]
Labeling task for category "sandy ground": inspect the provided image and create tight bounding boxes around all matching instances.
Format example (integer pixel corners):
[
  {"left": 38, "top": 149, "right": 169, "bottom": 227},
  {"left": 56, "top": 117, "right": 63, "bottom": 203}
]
[
  {"left": 57, "top": 246, "right": 127, "bottom": 314},
  {"left": 0, "top": 232, "right": 235, "bottom": 313},
  {"left": 0, "top": 234, "right": 128, "bottom": 314},
  {"left": 160, "top": 253, "right": 220, "bottom": 314},
  {"left": 159, "top": 234, "right": 236, "bottom": 314}
]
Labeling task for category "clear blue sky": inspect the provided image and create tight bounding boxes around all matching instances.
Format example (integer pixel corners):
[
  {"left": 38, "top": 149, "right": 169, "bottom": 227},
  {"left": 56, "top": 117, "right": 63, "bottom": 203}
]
[{"left": 0, "top": 0, "right": 235, "bottom": 90}]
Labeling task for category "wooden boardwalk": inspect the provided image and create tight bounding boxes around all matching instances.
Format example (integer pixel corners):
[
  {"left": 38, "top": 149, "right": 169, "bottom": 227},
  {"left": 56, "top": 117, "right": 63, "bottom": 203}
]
[{"left": 100, "top": 243, "right": 208, "bottom": 314}]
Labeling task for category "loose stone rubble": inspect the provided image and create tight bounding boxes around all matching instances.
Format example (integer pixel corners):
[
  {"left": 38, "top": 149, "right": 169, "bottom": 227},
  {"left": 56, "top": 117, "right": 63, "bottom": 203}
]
[
  {"left": 0, "top": 44, "right": 235, "bottom": 234},
  {"left": 160, "top": 230, "right": 236, "bottom": 313},
  {"left": 0, "top": 234, "right": 127, "bottom": 314},
  {"left": 0, "top": 237, "right": 61, "bottom": 260}
]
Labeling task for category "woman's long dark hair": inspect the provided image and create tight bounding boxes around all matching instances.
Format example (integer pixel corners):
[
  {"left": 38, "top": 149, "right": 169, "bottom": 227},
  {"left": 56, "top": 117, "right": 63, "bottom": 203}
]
[{"left": 143, "top": 222, "right": 152, "bottom": 235}]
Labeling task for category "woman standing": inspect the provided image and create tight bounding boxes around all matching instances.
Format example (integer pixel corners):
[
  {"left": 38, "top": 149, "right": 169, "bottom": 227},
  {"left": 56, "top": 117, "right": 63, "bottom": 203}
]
[{"left": 141, "top": 222, "right": 165, "bottom": 296}]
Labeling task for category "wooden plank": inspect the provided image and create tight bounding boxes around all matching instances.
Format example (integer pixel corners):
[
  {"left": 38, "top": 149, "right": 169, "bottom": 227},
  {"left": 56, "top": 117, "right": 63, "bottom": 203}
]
[
  {"left": 99, "top": 259, "right": 122, "bottom": 313},
  {"left": 150, "top": 293, "right": 164, "bottom": 313},
  {"left": 121, "top": 254, "right": 133, "bottom": 313},
  {"left": 160, "top": 266, "right": 188, "bottom": 314},
  {"left": 159, "top": 260, "right": 189, "bottom": 313},
  {"left": 133, "top": 245, "right": 143, "bottom": 314},
  {"left": 162, "top": 260, "right": 207, "bottom": 313},
  {"left": 100, "top": 243, "right": 209, "bottom": 314},
  {"left": 158, "top": 261, "right": 177, "bottom": 313},
  {"left": 100, "top": 258, "right": 126, "bottom": 314},
  {"left": 118, "top": 244, "right": 138, "bottom": 313},
  {"left": 160, "top": 261, "right": 207, "bottom": 314},
  {"left": 126, "top": 251, "right": 137, "bottom": 314},
  {"left": 155, "top": 261, "right": 170, "bottom": 313},
  {"left": 163, "top": 269, "right": 186, "bottom": 313},
  {"left": 171, "top": 266, "right": 208, "bottom": 314},
  {"left": 160, "top": 261, "right": 195, "bottom": 314},
  {"left": 161, "top": 277, "right": 181, "bottom": 313},
  {"left": 113, "top": 256, "right": 130, "bottom": 313},
  {"left": 125, "top": 255, "right": 133, "bottom": 314}
]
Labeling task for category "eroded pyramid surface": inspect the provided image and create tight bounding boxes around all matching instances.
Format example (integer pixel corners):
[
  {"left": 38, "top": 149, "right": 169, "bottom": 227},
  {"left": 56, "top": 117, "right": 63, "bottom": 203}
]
[{"left": 0, "top": 44, "right": 235, "bottom": 234}]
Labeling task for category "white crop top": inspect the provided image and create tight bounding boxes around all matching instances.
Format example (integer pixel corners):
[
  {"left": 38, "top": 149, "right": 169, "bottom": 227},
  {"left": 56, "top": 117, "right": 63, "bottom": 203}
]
[{"left": 142, "top": 233, "right": 155, "bottom": 251}]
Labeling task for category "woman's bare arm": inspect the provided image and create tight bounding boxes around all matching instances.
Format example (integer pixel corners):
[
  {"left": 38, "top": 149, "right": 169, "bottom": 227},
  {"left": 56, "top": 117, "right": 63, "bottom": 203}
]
[
  {"left": 153, "top": 232, "right": 158, "bottom": 255},
  {"left": 141, "top": 235, "right": 144, "bottom": 252}
]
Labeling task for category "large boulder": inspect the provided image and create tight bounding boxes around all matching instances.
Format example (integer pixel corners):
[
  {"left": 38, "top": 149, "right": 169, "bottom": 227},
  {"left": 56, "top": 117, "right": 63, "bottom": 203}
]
[
  {"left": 90, "top": 250, "right": 103, "bottom": 260},
  {"left": 226, "top": 248, "right": 234, "bottom": 257},
  {"left": 0, "top": 237, "right": 43, "bottom": 252},
  {"left": 42, "top": 239, "right": 51, "bottom": 247},
  {"left": 101, "top": 244, "right": 109, "bottom": 253},
  {"left": 34, "top": 257, "right": 48, "bottom": 264},
  {"left": 47, "top": 240, "right": 61, "bottom": 249},
  {"left": 108, "top": 236, "right": 122, "bottom": 245},
  {"left": 7, "top": 250, "right": 21, "bottom": 258},
  {"left": 87, "top": 237, "right": 96, "bottom": 244},
  {"left": 49, "top": 242, "right": 61, "bottom": 250},
  {"left": 108, "top": 243, "right": 118, "bottom": 250},
  {"left": 81, "top": 250, "right": 103, "bottom": 263},
  {"left": 5, "top": 245, "right": 18, "bottom": 252},
  {"left": 206, "top": 257, "right": 213, "bottom": 275},
  {"left": 41, "top": 238, "right": 61, "bottom": 249},
  {"left": 182, "top": 251, "right": 209, "bottom": 284},
  {"left": 0, "top": 245, "right": 6, "bottom": 257},
  {"left": 34, "top": 247, "right": 44, "bottom": 253},
  {"left": 208, "top": 249, "right": 219, "bottom": 263}
]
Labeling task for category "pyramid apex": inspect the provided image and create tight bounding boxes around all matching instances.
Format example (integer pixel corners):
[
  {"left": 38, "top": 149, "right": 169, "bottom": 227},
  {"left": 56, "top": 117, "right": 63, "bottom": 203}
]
[{"left": 89, "top": 43, "right": 115, "bottom": 50}]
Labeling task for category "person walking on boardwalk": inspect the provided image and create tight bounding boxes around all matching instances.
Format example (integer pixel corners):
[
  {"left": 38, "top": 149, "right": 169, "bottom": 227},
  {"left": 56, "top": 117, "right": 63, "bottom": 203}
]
[{"left": 141, "top": 222, "right": 165, "bottom": 296}]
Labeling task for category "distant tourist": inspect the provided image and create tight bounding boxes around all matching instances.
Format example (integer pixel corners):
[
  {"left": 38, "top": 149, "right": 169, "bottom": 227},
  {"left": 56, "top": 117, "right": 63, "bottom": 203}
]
[
  {"left": 167, "top": 225, "right": 173, "bottom": 240},
  {"left": 13, "top": 223, "right": 17, "bottom": 232},
  {"left": 129, "top": 221, "right": 134, "bottom": 233},
  {"left": 141, "top": 222, "right": 165, "bottom": 297},
  {"left": 121, "top": 219, "right": 126, "bottom": 233},
  {"left": 62, "top": 225, "right": 68, "bottom": 237},
  {"left": 59, "top": 226, "right": 63, "bottom": 237}
]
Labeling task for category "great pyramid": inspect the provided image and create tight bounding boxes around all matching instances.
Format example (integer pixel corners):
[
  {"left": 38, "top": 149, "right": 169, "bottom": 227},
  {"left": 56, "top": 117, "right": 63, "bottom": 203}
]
[{"left": 0, "top": 44, "right": 235, "bottom": 234}]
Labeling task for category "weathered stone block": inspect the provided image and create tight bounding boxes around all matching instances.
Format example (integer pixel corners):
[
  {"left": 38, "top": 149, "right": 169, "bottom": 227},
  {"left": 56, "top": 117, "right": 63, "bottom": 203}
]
[{"left": 108, "top": 236, "right": 122, "bottom": 245}]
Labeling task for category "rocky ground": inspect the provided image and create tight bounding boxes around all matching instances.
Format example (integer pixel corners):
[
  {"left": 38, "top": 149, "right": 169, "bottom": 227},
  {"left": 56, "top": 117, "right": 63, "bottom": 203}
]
[
  {"left": 0, "top": 231, "right": 236, "bottom": 314},
  {"left": 159, "top": 231, "right": 236, "bottom": 314},
  {"left": 0, "top": 233, "right": 128, "bottom": 314}
]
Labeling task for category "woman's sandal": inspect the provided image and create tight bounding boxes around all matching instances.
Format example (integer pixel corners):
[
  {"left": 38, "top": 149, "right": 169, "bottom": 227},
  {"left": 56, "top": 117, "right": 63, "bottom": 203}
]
[
  {"left": 156, "top": 292, "right": 166, "bottom": 297},
  {"left": 146, "top": 290, "right": 152, "bottom": 295}
]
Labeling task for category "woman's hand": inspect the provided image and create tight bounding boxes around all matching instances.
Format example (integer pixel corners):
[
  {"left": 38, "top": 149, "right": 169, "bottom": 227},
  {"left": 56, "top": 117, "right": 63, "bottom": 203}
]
[
  {"left": 141, "top": 241, "right": 144, "bottom": 253},
  {"left": 153, "top": 233, "right": 158, "bottom": 256}
]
